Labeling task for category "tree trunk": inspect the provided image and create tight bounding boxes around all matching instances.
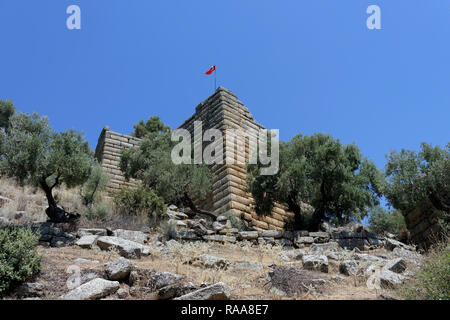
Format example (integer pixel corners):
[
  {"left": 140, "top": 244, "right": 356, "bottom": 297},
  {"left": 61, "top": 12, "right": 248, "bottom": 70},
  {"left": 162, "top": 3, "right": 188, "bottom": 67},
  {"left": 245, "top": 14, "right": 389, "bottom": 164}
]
[{"left": 40, "top": 179, "right": 80, "bottom": 223}]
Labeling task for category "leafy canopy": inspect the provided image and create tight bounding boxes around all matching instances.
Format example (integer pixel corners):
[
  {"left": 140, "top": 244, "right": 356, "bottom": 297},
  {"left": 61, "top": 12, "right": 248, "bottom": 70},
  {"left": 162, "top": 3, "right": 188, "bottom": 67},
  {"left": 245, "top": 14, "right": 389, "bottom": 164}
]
[
  {"left": 385, "top": 142, "right": 450, "bottom": 214},
  {"left": 0, "top": 99, "right": 15, "bottom": 131},
  {"left": 132, "top": 116, "right": 170, "bottom": 138},
  {"left": 0, "top": 112, "right": 93, "bottom": 213},
  {"left": 121, "top": 123, "right": 212, "bottom": 210},
  {"left": 248, "top": 133, "right": 384, "bottom": 230}
]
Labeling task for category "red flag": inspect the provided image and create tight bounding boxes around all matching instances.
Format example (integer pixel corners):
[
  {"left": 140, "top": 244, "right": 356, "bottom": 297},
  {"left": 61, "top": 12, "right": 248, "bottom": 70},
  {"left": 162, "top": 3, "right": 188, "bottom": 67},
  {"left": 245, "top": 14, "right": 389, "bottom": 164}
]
[{"left": 205, "top": 65, "right": 216, "bottom": 75}]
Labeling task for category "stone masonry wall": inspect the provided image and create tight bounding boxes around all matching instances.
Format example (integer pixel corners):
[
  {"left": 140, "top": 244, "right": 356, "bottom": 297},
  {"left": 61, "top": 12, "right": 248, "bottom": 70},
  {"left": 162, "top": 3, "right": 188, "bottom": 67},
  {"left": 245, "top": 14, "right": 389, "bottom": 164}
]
[
  {"left": 94, "top": 127, "right": 141, "bottom": 194},
  {"left": 95, "top": 87, "right": 294, "bottom": 230}
]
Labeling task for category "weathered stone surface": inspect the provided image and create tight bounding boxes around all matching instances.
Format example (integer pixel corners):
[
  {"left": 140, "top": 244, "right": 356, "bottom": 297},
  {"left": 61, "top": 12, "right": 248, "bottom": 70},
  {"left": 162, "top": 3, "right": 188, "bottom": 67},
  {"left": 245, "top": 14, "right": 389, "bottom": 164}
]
[
  {"left": 158, "top": 281, "right": 196, "bottom": 300},
  {"left": 309, "top": 242, "right": 339, "bottom": 254},
  {"left": 97, "top": 236, "right": 151, "bottom": 259},
  {"left": 352, "top": 253, "right": 387, "bottom": 264},
  {"left": 104, "top": 257, "right": 133, "bottom": 281},
  {"left": 278, "top": 249, "right": 306, "bottom": 262},
  {"left": 331, "top": 276, "right": 346, "bottom": 283},
  {"left": 77, "top": 228, "right": 107, "bottom": 238},
  {"left": 339, "top": 260, "right": 360, "bottom": 276},
  {"left": 113, "top": 229, "right": 148, "bottom": 244},
  {"left": 216, "top": 215, "right": 228, "bottom": 222},
  {"left": 116, "top": 288, "right": 129, "bottom": 299},
  {"left": 16, "top": 282, "right": 44, "bottom": 297},
  {"left": 238, "top": 231, "right": 259, "bottom": 240},
  {"left": 337, "top": 238, "right": 365, "bottom": 250},
  {"left": 385, "top": 238, "right": 415, "bottom": 251},
  {"left": 174, "top": 282, "right": 231, "bottom": 300},
  {"left": 302, "top": 254, "right": 328, "bottom": 273},
  {"left": 165, "top": 209, "right": 188, "bottom": 220},
  {"left": 176, "top": 230, "right": 202, "bottom": 240},
  {"left": 258, "top": 230, "right": 283, "bottom": 239},
  {"left": 294, "top": 236, "right": 314, "bottom": 246},
  {"left": 382, "top": 258, "right": 407, "bottom": 274},
  {"left": 379, "top": 270, "right": 406, "bottom": 288},
  {"left": 392, "top": 247, "right": 423, "bottom": 264},
  {"left": 61, "top": 278, "right": 120, "bottom": 300},
  {"left": 218, "top": 228, "right": 239, "bottom": 235},
  {"left": 190, "top": 254, "right": 230, "bottom": 270},
  {"left": 309, "top": 232, "right": 330, "bottom": 239},
  {"left": 74, "top": 258, "right": 99, "bottom": 264},
  {"left": 213, "top": 220, "right": 232, "bottom": 232},
  {"left": 75, "top": 235, "right": 99, "bottom": 249},
  {"left": 233, "top": 261, "right": 263, "bottom": 271}
]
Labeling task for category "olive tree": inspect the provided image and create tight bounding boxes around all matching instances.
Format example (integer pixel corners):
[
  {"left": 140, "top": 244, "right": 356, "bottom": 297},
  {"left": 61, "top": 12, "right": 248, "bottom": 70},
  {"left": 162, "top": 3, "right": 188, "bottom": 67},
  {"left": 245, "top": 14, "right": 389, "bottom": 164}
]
[{"left": 0, "top": 112, "right": 93, "bottom": 222}]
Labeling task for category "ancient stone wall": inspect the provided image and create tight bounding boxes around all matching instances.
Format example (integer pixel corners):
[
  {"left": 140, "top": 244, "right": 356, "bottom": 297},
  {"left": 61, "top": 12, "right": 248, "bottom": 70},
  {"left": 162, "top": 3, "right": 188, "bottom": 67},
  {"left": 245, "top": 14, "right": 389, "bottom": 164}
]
[
  {"left": 95, "top": 87, "right": 294, "bottom": 230},
  {"left": 94, "top": 127, "right": 141, "bottom": 194}
]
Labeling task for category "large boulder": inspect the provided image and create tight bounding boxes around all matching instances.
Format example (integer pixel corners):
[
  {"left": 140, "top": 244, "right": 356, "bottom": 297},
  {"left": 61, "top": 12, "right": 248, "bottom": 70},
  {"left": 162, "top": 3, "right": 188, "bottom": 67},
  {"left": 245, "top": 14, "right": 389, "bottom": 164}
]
[
  {"left": 61, "top": 278, "right": 120, "bottom": 300},
  {"left": 309, "top": 242, "right": 340, "bottom": 254},
  {"left": 174, "top": 282, "right": 231, "bottom": 300},
  {"left": 302, "top": 254, "right": 328, "bottom": 273},
  {"left": 75, "top": 235, "right": 99, "bottom": 249},
  {"left": 113, "top": 229, "right": 148, "bottom": 244},
  {"left": 379, "top": 269, "right": 406, "bottom": 289},
  {"left": 96, "top": 236, "right": 151, "bottom": 259},
  {"left": 382, "top": 258, "right": 407, "bottom": 274},
  {"left": 104, "top": 257, "right": 133, "bottom": 281}
]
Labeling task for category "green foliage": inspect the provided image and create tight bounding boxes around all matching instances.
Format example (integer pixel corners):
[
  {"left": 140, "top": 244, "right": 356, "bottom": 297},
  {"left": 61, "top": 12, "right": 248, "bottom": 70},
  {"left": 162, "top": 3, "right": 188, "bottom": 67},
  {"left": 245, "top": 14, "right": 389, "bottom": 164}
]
[
  {"left": 120, "top": 127, "right": 212, "bottom": 210},
  {"left": 221, "top": 211, "right": 245, "bottom": 231},
  {"left": 85, "top": 202, "right": 111, "bottom": 221},
  {"left": 0, "top": 112, "right": 93, "bottom": 212},
  {"left": 368, "top": 206, "right": 406, "bottom": 235},
  {"left": 80, "top": 162, "right": 109, "bottom": 207},
  {"left": 385, "top": 143, "right": 450, "bottom": 234},
  {"left": 113, "top": 185, "right": 166, "bottom": 219},
  {"left": 132, "top": 116, "right": 170, "bottom": 138},
  {"left": 248, "top": 133, "right": 384, "bottom": 230},
  {"left": 0, "top": 99, "right": 15, "bottom": 131},
  {"left": 0, "top": 228, "right": 42, "bottom": 294},
  {"left": 399, "top": 242, "right": 450, "bottom": 300}
]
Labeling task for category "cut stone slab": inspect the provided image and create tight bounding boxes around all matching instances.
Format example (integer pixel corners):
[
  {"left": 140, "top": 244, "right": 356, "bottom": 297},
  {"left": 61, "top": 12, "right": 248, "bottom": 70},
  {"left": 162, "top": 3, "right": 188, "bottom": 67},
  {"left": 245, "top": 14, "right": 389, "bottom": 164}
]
[
  {"left": 258, "top": 230, "right": 283, "bottom": 239},
  {"left": 382, "top": 258, "right": 407, "bottom": 274},
  {"left": 309, "top": 242, "right": 339, "bottom": 254},
  {"left": 302, "top": 254, "right": 329, "bottom": 273},
  {"left": 379, "top": 269, "right": 406, "bottom": 289},
  {"left": 278, "top": 249, "right": 306, "bottom": 262},
  {"left": 174, "top": 282, "right": 231, "bottom": 300},
  {"left": 104, "top": 257, "right": 133, "bottom": 281},
  {"left": 75, "top": 235, "right": 99, "bottom": 249},
  {"left": 113, "top": 229, "right": 148, "bottom": 244},
  {"left": 294, "top": 236, "right": 314, "bottom": 246},
  {"left": 77, "top": 228, "right": 107, "bottom": 238},
  {"left": 238, "top": 231, "right": 259, "bottom": 240},
  {"left": 61, "top": 278, "right": 120, "bottom": 300},
  {"left": 96, "top": 236, "right": 151, "bottom": 259},
  {"left": 74, "top": 258, "right": 100, "bottom": 265},
  {"left": 189, "top": 254, "right": 230, "bottom": 270},
  {"left": 203, "top": 235, "right": 236, "bottom": 243}
]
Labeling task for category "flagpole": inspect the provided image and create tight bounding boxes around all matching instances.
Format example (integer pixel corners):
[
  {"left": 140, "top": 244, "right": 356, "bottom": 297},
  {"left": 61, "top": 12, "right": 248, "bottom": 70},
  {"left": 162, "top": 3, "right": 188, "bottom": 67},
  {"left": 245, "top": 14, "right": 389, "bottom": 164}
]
[{"left": 214, "top": 68, "right": 217, "bottom": 91}]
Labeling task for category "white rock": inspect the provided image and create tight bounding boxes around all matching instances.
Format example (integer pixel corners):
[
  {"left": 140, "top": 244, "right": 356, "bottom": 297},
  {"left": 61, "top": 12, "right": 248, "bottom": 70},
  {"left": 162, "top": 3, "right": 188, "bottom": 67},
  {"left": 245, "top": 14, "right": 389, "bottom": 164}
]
[
  {"left": 61, "top": 278, "right": 120, "bottom": 300},
  {"left": 174, "top": 282, "right": 230, "bottom": 300},
  {"left": 75, "top": 235, "right": 99, "bottom": 249},
  {"left": 104, "top": 257, "right": 133, "bottom": 281},
  {"left": 302, "top": 254, "right": 329, "bottom": 273},
  {"left": 113, "top": 229, "right": 148, "bottom": 244}
]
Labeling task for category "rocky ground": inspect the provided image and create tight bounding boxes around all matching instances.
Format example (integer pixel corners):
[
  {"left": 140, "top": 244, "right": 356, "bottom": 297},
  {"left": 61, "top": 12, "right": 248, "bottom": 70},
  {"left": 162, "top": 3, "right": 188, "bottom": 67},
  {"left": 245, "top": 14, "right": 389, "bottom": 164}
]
[{"left": 0, "top": 179, "right": 424, "bottom": 300}]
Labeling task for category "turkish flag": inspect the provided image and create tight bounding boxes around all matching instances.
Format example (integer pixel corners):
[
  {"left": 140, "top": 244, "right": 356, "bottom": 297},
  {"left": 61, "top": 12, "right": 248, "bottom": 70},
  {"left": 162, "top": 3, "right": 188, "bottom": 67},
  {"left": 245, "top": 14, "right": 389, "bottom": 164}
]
[{"left": 205, "top": 65, "right": 216, "bottom": 75}]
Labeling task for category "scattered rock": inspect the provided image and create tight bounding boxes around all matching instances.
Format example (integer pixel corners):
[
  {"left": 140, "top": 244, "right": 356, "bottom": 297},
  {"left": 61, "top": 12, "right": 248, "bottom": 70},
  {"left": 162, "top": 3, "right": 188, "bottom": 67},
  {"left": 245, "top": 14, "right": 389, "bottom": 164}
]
[
  {"left": 16, "top": 282, "right": 44, "bottom": 297},
  {"left": 96, "top": 236, "right": 151, "bottom": 259},
  {"left": 302, "top": 254, "right": 328, "bottom": 273},
  {"left": 379, "top": 269, "right": 406, "bottom": 289},
  {"left": 116, "top": 288, "right": 129, "bottom": 299},
  {"left": 189, "top": 254, "right": 230, "bottom": 270},
  {"left": 158, "top": 282, "right": 196, "bottom": 300},
  {"left": 233, "top": 261, "right": 263, "bottom": 271},
  {"left": 174, "top": 282, "right": 231, "bottom": 300},
  {"left": 278, "top": 249, "right": 305, "bottom": 262},
  {"left": 294, "top": 236, "right": 314, "bottom": 246},
  {"left": 75, "top": 235, "right": 99, "bottom": 249},
  {"left": 77, "top": 228, "right": 107, "bottom": 238},
  {"left": 339, "top": 260, "right": 360, "bottom": 276},
  {"left": 61, "top": 278, "right": 120, "bottom": 300},
  {"left": 331, "top": 276, "right": 346, "bottom": 283},
  {"left": 309, "top": 242, "right": 339, "bottom": 254},
  {"left": 383, "top": 258, "right": 407, "bottom": 274},
  {"left": 104, "top": 257, "right": 133, "bottom": 281},
  {"left": 73, "top": 258, "right": 99, "bottom": 264},
  {"left": 113, "top": 229, "right": 148, "bottom": 244},
  {"left": 238, "top": 231, "right": 259, "bottom": 240}
]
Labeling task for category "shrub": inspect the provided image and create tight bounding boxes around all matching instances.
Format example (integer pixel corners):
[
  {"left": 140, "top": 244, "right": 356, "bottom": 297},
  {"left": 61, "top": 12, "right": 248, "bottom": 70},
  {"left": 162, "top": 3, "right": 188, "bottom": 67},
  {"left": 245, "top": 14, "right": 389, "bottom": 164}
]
[
  {"left": 85, "top": 202, "right": 110, "bottom": 221},
  {"left": 368, "top": 206, "right": 407, "bottom": 235},
  {"left": 399, "top": 240, "right": 450, "bottom": 300},
  {"left": 221, "top": 211, "right": 245, "bottom": 231},
  {"left": 80, "top": 162, "right": 109, "bottom": 207},
  {"left": 113, "top": 185, "right": 166, "bottom": 224},
  {"left": 0, "top": 227, "right": 42, "bottom": 294}
]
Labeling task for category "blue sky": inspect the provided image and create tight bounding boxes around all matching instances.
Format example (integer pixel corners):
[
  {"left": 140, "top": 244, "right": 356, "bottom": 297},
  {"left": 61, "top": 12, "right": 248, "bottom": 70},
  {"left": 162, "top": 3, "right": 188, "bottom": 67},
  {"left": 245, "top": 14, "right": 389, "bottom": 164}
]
[{"left": 0, "top": 0, "right": 449, "bottom": 170}]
